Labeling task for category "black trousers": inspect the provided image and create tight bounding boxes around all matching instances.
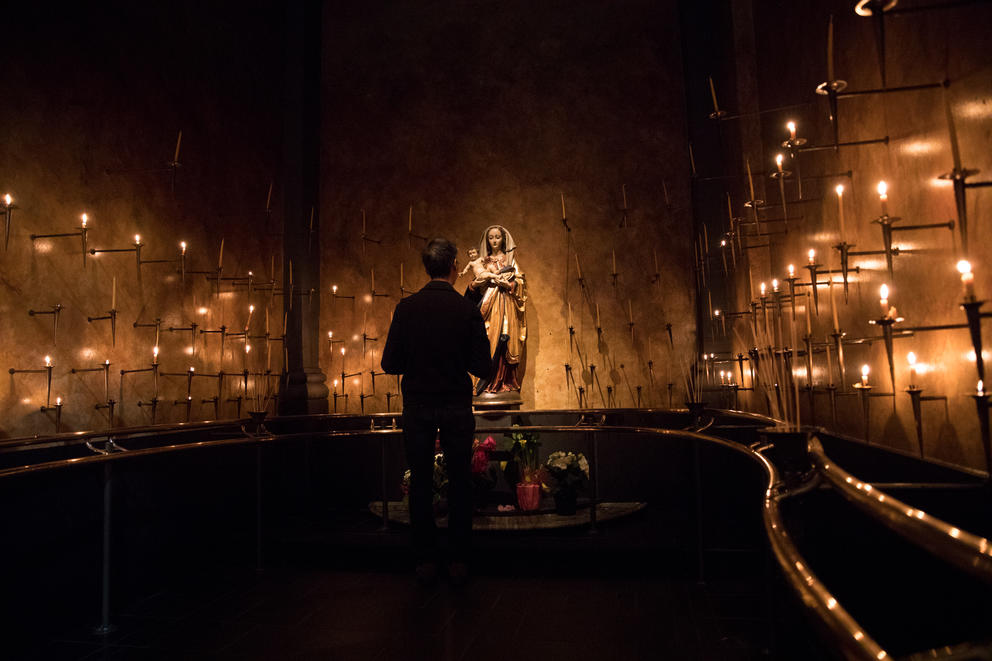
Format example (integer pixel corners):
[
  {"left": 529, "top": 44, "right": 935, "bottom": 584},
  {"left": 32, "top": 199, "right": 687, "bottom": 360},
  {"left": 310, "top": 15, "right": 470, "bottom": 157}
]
[{"left": 402, "top": 403, "right": 476, "bottom": 563}]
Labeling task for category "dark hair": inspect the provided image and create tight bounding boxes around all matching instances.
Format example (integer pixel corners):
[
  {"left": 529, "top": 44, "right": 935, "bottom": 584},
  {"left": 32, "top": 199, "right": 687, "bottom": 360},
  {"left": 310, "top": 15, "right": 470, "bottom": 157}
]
[{"left": 422, "top": 237, "right": 457, "bottom": 278}]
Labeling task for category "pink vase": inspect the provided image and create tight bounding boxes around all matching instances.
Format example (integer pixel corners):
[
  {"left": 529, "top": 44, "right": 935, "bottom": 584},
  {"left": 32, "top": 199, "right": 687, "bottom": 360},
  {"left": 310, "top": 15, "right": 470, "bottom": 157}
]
[{"left": 516, "top": 483, "right": 540, "bottom": 511}]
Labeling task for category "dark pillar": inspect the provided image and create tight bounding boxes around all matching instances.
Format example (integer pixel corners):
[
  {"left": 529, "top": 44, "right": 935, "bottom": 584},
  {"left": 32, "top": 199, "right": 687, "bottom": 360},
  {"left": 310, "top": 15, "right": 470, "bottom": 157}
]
[{"left": 280, "top": 0, "right": 328, "bottom": 414}]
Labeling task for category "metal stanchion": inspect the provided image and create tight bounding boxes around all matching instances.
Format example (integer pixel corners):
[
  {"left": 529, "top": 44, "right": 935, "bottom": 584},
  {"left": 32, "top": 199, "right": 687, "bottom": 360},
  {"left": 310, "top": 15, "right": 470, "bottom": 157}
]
[
  {"left": 255, "top": 444, "right": 263, "bottom": 572},
  {"left": 379, "top": 434, "right": 390, "bottom": 531},
  {"left": 94, "top": 462, "right": 115, "bottom": 635},
  {"left": 587, "top": 429, "right": 599, "bottom": 533}
]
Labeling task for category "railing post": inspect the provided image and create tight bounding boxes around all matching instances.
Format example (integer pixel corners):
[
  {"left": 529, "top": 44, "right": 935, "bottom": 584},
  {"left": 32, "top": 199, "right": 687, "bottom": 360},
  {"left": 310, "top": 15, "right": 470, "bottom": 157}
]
[
  {"left": 587, "top": 428, "right": 599, "bottom": 533},
  {"left": 94, "top": 461, "right": 115, "bottom": 635},
  {"left": 255, "top": 444, "right": 263, "bottom": 572},
  {"left": 693, "top": 437, "right": 705, "bottom": 583},
  {"left": 379, "top": 433, "right": 391, "bottom": 530}
]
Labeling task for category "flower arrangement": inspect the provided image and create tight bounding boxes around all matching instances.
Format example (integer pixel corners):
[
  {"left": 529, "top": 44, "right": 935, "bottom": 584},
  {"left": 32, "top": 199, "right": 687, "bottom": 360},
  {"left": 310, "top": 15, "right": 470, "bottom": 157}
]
[
  {"left": 504, "top": 428, "right": 542, "bottom": 483},
  {"left": 544, "top": 451, "right": 590, "bottom": 494},
  {"left": 400, "top": 452, "right": 448, "bottom": 505}
]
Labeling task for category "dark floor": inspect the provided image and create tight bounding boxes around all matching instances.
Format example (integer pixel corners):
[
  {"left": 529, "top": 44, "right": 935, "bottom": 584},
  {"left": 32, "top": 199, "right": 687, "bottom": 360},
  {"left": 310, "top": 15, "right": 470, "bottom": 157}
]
[{"left": 16, "top": 564, "right": 787, "bottom": 661}]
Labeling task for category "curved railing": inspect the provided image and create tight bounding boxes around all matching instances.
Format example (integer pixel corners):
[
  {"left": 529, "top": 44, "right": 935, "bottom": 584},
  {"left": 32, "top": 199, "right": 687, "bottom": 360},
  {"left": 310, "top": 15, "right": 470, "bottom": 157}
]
[
  {"left": 809, "top": 435, "right": 992, "bottom": 584},
  {"left": 0, "top": 417, "right": 893, "bottom": 659}
]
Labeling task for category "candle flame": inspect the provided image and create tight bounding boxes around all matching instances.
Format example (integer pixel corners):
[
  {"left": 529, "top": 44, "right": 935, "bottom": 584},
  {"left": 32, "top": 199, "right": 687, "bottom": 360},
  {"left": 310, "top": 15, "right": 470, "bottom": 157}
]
[
  {"left": 197, "top": 306, "right": 208, "bottom": 315},
  {"left": 907, "top": 352, "right": 917, "bottom": 366},
  {"left": 180, "top": 241, "right": 187, "bottom": 253},
  {"left": 153, "top": 346, "right": 159, "bottom": 357},
  {"left": 3, "top": 194, "right": 11, "bottom": 205},
  {"left": 249, "top": 304, "right": 255, "bottom": 313},
  {"left": 775, "top": 154, "right": 784, "bottom": 166},
  {"left": 189, "top": 366, "right": 195, "bottom": 372},
  {"left": 332, "top": 285, "right": 338, "bottom": 294},
  {"left": 328, "top": 331, "right": 333, "bottom": 339},
  {"left": 760, "top": 282, "right": 767, "bottom": 296},
  {"left": 714, "top": 309, "right": 720, "bottom": 316},
  {"left": 81, "top": 213, "right": 88, "bottom": 227},
  {"left": 246, "top": 344, "right": 251, "bottom": 353},
  {"left": 44, "top": 356, "right": 51, "bottom": 366},
  {"left": 835, "top": 184, "right": 844, "bottom": 196},
  {"left": 340, "top": 347, "right": 345, "bottom": 355},
  {"left": 957, "top": 259, "right": 972, "bottom": 275},
  {"left": 720, "top": 239, "right": 726, "bottom": 246},
  {"left": 862, "top": 364, "right": 870, "bottom": 377},
  {"left": 134, "top": 234, "right": 141, "bottom": 245},
  {"left": 980, "top": 380, "right": 985, "bottom": 395},
  {"left": 788, "top": 264, "right": 795, "bottom": 277},
  {"left": 787, "top": 120, "right": 796, "bottom": 132},
  {"left": 877, "top": 181, "right": 888, "bottom": 197},
  {"left": 808, "top": 248, "right": 815, "bottom": 263},
  {"left": 56, "top": 397, "right": 62, "bottom": 405},
  {"left": 105, "top": 359, "right": 110, "bottom": 365},
  {"left": 333, "top": 379, "right": 339, "bottom": 387},
  {"left": 772, "top": 279, "right": 779, "bottom": 291},
  {"left": 879, "top": 284, "right": 889, "bottom": 301}
]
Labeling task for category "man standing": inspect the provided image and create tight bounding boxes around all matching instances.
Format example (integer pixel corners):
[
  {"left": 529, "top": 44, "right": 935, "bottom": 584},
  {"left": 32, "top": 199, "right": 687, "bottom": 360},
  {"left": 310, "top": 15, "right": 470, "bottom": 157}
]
[{"left": 381, "top": 237, "right": 492, "bottom": 584}]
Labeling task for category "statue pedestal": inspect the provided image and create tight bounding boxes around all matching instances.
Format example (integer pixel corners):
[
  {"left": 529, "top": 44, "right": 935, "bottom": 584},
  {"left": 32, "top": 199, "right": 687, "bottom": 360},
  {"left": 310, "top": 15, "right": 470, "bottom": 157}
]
[{"left": 473, "top": 391, "right": 522, "bottom": 410}]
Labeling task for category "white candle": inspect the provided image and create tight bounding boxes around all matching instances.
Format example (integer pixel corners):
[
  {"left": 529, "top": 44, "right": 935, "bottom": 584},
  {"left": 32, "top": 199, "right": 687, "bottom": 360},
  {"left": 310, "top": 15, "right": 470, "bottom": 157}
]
[
  {"left": 775, "top": 154, "right": 784, "bottom": 173},
  {"left": 81, "top": 213, "right": 88, "bottom": 228},
  {"left": 621, "top": 184, "right": 628, "bottom": 209},
  {"left": 808, "top": 248, "right": 816, "bottom": 265},
  {"left": 408, "top": 206, "right": 413, "bottom": 232},
  {"left": 907, "top": 352, "right": 917, "bottom": 386},
  {"left": 877, "top": 181, "right": 889, "bottom": 216},
  {"left": 787, "top": 122, "right": 796, "bottom": 142},
  {"left": 861, "top": 364, "right": 870, "bottom": 387},
  {"left": 825, "top": 337, "right": 833, "bottom": 383},
  {"left": 746, "top": 159, "right": 755, "bottom": 201},
  {"left": 596, "top": 303, "right": 601, "bottom": 328},
  {"left": 944, "top": 88, "right": 962, "bottom": 171},
  {"left": 111, "top": 276, "right": 117, "bottom": 309},
  {"left": 805, "top": 292, "right": 812, "bottom": 336},
  {"left": 958, "top": 260, "right": 975, "bottom": 300},
  {"left": 173, "top": 130, "right": 182, "bottom": 163},
  {"left": 835, "top": 185, "right": 846, "bottom": 240},
  {"left": 574, "top": 254, "right": 583, "bottom": 279},
  {"left": 561, "top": 192, "right": 566, "bottom": 219},
  {"left": 879, "top": 284, "right": 890, "bottom": 316},
  {"left": 708, "top": 75, "right": 719, "bottom": 112},
  {"left": 266, "top": 181, "right": 273, "bottom": 211},
  {"left": 218, "top": 238, "right": 225, "bottom": 269},
  {"left": 568, "top": 302, "right": 573, "bottom": 328}
]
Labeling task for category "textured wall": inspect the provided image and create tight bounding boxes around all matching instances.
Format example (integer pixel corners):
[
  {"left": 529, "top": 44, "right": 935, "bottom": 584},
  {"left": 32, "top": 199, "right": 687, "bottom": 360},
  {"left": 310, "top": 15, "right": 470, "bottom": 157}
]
[
  {"left": 0, "top": 4, "right": 286, "bottom": 437},
  {"left": 687, "top": 0, "right": 992, "bottom": 469},
  {"left": 319, "top": 0, "right": 695, "bottom": 411}
]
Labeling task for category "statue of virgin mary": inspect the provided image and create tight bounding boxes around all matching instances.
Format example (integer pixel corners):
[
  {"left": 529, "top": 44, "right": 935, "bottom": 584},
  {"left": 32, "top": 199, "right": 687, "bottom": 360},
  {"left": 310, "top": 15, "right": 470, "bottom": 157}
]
[{"left": 466, "top": 225, "right": 527, "bottom": 403}]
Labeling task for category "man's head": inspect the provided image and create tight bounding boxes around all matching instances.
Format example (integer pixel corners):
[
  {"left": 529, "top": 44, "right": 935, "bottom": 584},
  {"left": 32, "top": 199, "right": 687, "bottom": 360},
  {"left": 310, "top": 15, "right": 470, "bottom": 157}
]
[{"left": 422, "top": 237, "right": 458, "bottom": 281}]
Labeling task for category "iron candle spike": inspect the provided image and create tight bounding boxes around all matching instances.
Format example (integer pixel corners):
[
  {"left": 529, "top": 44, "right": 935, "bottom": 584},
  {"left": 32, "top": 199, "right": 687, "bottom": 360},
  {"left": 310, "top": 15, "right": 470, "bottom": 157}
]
[
  {"left": 870, "top": 316, "right": 899, "bottom": 395},
  {"left": 28, "top": 304, "right": 63, "bottom": 346},
  {"left": 831, "top": 331, "right": 848, "bottom": 391},
  {"left": 805, "top": 261, "right": 820, "bottom": 316},
  {"left": 87, "top": 308, "right": 118, "bottom": 347},
  {"left": 962, "top": 300, "right": 986, "bottom": 384},
  {"left": 168, "top": 322, "right": 199, "bottom": 359},
  {"left": 972, "top": 390, "right": 992, "bottom": 476},
  {"left": 3, "top": 195, "right": 16, "bottom": 250}
]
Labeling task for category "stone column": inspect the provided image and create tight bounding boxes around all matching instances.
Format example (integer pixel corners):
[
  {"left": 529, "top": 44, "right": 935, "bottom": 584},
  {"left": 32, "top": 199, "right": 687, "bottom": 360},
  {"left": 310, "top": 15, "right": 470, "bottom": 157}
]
[{"left": 280, "top": 0, "right": 328, "bottom": 414}]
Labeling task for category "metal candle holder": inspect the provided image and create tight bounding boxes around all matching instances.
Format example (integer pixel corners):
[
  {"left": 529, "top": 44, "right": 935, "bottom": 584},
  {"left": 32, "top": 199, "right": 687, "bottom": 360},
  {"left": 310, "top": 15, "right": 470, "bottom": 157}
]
[
  {"left": 200, "top": 325, "right": 228, "bottom": 364},
  {"left": 905, "top": 385, "right": 948, "bottom": 459},
  {"left": 90, "top": 241, "right": 141, "bottom": 277},
  {"left": 972, "top": 392, "right": 991, "bottom": 476},
  {"left": 87, "top": 309, "right": 118, "bottom": 347},
  {"left": 173, "top": 396, "right": 193, "bottom": 422},
  {"left": 31, "top": 221, "right": 89, "bottom": 267},
  {"left": 939, "top": 169, "right": 991, "bottom": 256},
  {"left": 94, "top": 399, "right": 116, "bottom": 429},
  {"left": 9, "top": 359, "right": 55, "bottom": 407},
  {"left": 872, "top": 213, "right": 954, "bottom": 282},
  {"left": 28, "top": 304, "right": 63, "bottom": 346},
  {"left": 168, "top": 322, "right": 199, "bottom": 359},
  {"left": 40, "top": 398, "right": 64, "bottom": 433},
  {"left": 71, "top": 360, "right": 112, "bottom": 402},
  {"left": 133, "top": 318, "right": 162, "bottom": 349},
  {"left": 136, "top": 397, "right": 160, "bottom": 424}
]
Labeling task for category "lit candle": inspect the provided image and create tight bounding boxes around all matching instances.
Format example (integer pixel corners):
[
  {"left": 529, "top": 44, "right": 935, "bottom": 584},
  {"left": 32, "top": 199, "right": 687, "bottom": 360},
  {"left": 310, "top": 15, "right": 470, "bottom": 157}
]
[
  {"left": 81, "top": 213, "right": 88, "bottom": 228},
  {"left": 907, "top": 351, "right": 917, "bottom": 387},
  {"left": 957, "top": 260, "right": 975, "bottom": 300},
  {"left": 877, "top": 181, "right": 888, "bottom": 216},
  {"left": 56, "top": 397, "right": 62, "bottom": 406},
  {"left": 808, "top": 249, "right": 815, "bottom": 265},
  {"left": 720, "top": 370, "right": 726, "bottom": 385},
  {"left": 708, "top": 75, "right": 719, "bottom": 112},
  {"left": 180, "top": 240, "right": 187, "bottom": 255},
  {"left": 861, "top": 364, "right": 870, "bottom": 387},
  {"left": 247, "top": 304, "right": 255, "bottom": 329},
  {"left": 787, "top": 121, "right": 796, "bottom": 143},
  {"left": 332, "top": 284, "right": 338, "bottom": 295},
  {"left": 879, "top": 284, "right": 890, "bottom": 316},
  {"left": 979, "top": 380, "right": 985, "bottom": 396},
  {"left": 340, "top": 346, "right": 346, "bottom": 374},
  {"left": 775, "top": 153, "right": 784, "bottom": 173},
  {"left": 45, "top": 355, "right": 51, "bottom": 367},
  {"left": 134, "top": 234, "right": 141, "bottom": 246},
  {"left": 153, "top": 346, "right": 159, "bottom": 365},
  {"left": 760, "top": 282, "right": 766, "bottom": 297},
  {"left": 835, "top": 184, "right": 846, "bottom": 240},
  {"left": 111, "top": 276, "right": 117, "bottom": 310},
  {"left": 333, "top": 379, "right": 339, "bottom": 395},
  {"left": 788, "top": 264, "right": 795, "bottom": 278},
  {"left": 827, "top": 14, "right": 835, "bottom": 81},
  {"left": 4, "top": 194, "right": 11, "bottom": 207},
  {"left": 772, "top": 279, "right": 779, "bottom": 292},
  {"left": 561, "top": 192, "right": 566, "bottom": 219}
]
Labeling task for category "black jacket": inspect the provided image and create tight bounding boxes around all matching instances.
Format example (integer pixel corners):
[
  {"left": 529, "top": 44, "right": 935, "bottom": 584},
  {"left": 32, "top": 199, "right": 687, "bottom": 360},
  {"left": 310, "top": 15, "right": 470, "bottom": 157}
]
[{"left": 381, "top": 280, "right": 492, "bottom": 407}]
